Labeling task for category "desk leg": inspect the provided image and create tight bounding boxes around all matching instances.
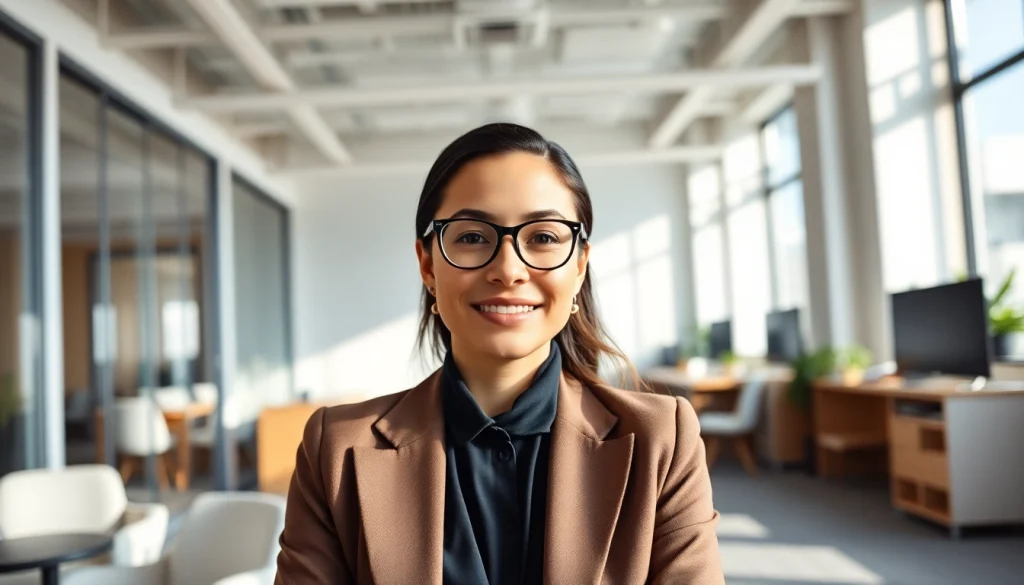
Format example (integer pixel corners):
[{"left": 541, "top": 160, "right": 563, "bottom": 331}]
[
  {"left": 171, "top": 419, "right": 191, "bottom": 491},
  {"left": 41, "top": 565, "right": 59, "bottom": 585}
]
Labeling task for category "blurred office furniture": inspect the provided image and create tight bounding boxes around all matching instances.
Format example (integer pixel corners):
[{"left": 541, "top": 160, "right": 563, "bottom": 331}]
[
  {"left": 814, "top": 378, "right": 1024, "bottom": 537},
  {"left": 152, "top": 387, "right": 192, "bottom": 412},
  {"left": 766, "top": 309, "right": 804, "bottom": 363},
  {"left": 113, "top": 398, "right": 177, "bottom": 491},
  {"left": 192, "top": 387, "right": 257, "bottom": 473},
  {"left": 64, "top": 389, "right": 94, "bottom": 440},
  {"left": 96, "top": 397, "right": 214, "bottom": 491},
  {"left": 257, "top": 403, "right": 324, "bottom": 494},
  {"left": 63, "top": 492, "right": 285, "bottom": 585},
  {"left": 707, "top": 320, "right": 732, "bottom": 359},
  {"left": 890, "top": 279, "right": 991, "bottom": 379},
  {"left": 699, "top": 378, "right": 767, "bottom": 476},
  {"left": 0, "top": 465, "right": 168, "bottom": 568},
  {"left": 643, "top": 365, "right": 740, "bottom": 413}
]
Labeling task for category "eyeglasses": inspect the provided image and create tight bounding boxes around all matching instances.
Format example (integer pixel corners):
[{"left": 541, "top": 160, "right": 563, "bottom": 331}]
[{"left": 422, "top": 218, "right": 588, "bottom": 270}]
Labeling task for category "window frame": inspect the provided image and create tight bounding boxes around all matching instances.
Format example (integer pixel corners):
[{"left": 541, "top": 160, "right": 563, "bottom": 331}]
[
  {"left": 944, "top": 0, "right": 1024, "bottom": 277},
  {"left": 759, "top": 104, "right": 804, "bottom": 311}
]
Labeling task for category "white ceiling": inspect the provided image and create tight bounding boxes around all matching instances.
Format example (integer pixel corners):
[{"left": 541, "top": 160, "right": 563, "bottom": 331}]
[{"left": 59, "top": 0, "right": 847, "bottom": 174}]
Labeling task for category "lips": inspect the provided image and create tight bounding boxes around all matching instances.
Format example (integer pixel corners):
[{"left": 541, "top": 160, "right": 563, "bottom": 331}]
[{"left": 471, "top": 298, "right": 543, "bottom": 326}]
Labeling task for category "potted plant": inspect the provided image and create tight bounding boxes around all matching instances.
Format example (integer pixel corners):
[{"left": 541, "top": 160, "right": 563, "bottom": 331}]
[
  {"left": 989, "top": 269, "right": 1024, "bottom": 359},
  {"left": 719, "top": 350, "right": 740, "bottom": 376},
  {"left": 838, "top": 344, "right": 873, "bottom": 385},
  {"left": 787, "top": 347, "right": 836, "bottom": 412}
]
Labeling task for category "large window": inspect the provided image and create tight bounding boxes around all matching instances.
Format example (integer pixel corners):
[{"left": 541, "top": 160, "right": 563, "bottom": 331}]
[
  {"left": 688, "top": 166, "right": 729, "bottom": 327},
  {"left": 762, "top": 107, "right": 808, "bottom": 311},
  {"left": 949, "top": 0, "right": 1024, "bottom": 346},
  {"left": 0, "top": 17, "right": 42, "bottom": 479}
]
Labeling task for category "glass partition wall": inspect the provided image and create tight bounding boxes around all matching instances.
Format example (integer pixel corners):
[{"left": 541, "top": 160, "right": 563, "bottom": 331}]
[
  {"left": 59, "top": 64, "right": 218, "bottom": 504},
  {"left": 0, "top": 16, "right": 44, "bottom": 480}
]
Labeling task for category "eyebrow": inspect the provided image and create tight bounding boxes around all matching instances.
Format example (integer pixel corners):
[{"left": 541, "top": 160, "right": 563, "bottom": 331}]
[{"left": 448, "top": 208, "right": 569, "bottom": 222}]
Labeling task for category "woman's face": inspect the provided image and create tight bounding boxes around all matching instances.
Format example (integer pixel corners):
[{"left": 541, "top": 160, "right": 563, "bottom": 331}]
[{"left": 416, "top": 152, "right": 590, "bottom": 362}]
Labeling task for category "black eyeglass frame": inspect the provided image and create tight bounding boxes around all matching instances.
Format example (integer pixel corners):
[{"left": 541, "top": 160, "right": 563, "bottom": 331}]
[{"left": 422, "top": 218, "right": 589, "bottom": 271}]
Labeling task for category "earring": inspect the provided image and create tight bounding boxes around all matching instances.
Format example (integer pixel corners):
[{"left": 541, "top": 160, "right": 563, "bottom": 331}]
[
  {"left": 428, "top": 286, "right": 436, "bottom": 296},
  {"left": 570, "top": 295, "right": 580, "bottom": 315},
  {"left": 431, "top": 303, "right": 439, "bottom": 315}
]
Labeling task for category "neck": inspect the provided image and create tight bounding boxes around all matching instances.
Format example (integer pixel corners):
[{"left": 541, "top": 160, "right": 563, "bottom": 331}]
[{"left": 450, "top": 341, "right": 552, "bottom": 417}]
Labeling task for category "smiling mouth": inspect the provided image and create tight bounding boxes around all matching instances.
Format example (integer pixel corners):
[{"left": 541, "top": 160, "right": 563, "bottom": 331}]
[{"left": 472, "top": 304, "right": 540, "bottom": 314}]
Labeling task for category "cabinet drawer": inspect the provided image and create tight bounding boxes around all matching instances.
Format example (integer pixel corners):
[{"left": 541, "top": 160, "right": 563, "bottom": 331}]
[{"left": 891, "top": 446, "right": 949, "bottom": 488}]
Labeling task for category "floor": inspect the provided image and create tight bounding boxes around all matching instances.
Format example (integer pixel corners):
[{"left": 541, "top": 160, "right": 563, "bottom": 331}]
[{"left": 711, "top": 462, "right": 1024, "bottom": 585}]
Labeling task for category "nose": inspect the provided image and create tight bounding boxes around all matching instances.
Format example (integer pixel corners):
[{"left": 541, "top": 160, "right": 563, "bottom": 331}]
[{"left": 486, "top": 235, "right": 529, "bottom": 286}]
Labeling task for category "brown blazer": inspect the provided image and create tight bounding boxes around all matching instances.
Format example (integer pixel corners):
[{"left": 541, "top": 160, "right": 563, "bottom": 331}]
[{"left": 275, "top": 371, "right": 724, "bottom": 585}]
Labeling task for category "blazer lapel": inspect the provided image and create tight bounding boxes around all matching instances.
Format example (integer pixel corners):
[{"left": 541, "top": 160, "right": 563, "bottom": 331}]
[
  {"left": 545, "top": 375, "right": 634, "bottom": 584},
  {"left": 353, "top": 372, "right": 446, "bottom": 585}
]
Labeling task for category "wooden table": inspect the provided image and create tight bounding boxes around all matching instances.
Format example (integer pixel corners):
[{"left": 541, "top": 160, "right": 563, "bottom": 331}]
[
  {"left": 643, "top": 366, "right": 741, "bottom": 412},
  {"left": 813, "top": 377, "right": 1024, "bottom": 535},
  {"left": 95, "top": 401, "right": 215, "bottom": 491}
]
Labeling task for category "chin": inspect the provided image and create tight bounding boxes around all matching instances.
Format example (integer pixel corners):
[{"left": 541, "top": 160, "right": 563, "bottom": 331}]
[{"left": 466, "top": 333, "right": 550, "bottom": 362}]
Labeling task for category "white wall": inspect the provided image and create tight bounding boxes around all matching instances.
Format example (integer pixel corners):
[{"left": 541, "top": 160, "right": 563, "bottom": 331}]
[{"left": 291, "top": 125, "right": 696, "bottom": 401}]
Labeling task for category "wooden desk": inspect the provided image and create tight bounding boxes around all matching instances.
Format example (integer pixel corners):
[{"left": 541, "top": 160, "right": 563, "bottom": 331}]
[
  {"left": 643, "top": 367, "right": 741, "bottom": 413},
  {"left": 95, "top": 401, "right": 215, "bottom": 491},
  {"left": 814, "top": 378, "right": 1024, "bottom": 535}
]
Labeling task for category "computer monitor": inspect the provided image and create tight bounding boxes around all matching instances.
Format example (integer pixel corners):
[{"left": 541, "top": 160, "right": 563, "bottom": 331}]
[
  {"left": 891, "top": 279, "right": 991, "bottom": 378},
  {"left": 707, "top": 320, "right": 732, "bottom": 359},
  {"left": 766, "top": 309, "right": 804, "bottom": 362}
]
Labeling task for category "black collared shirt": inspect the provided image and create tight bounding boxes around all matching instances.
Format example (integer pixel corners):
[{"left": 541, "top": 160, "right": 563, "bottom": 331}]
[{"left": 441, "top": 343, "right": 561, "bottom": 585}]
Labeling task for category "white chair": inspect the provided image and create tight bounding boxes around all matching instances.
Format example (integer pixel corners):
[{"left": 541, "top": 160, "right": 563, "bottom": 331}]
[
  {"left": 0, "top": 465, "right": 168, "bottom": 579},
  {"left": 699, "top": 377, "right": 766, "bottom": 476},
  {"left": 152, "top": 386, "right": 192, "bottom": 411},
  {"left": 114, "top": 397, "right": 176, "bottom": 489},
  {"left": 64, "top": 492, "right": 286, "bottom": 585},
  {"left": 192, "top": 383, "right": 218, "bottom": 406}
]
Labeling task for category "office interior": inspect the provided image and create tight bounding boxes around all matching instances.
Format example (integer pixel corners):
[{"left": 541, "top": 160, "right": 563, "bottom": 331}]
[{"left": 0, "top": 0, "right": 1022, "bottom": 583}]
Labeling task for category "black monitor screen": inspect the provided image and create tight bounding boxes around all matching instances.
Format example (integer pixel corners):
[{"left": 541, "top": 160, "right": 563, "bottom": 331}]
[
  {"left": 766, "top": 309, "right": 804, "bottom": 362},
  {"left": 891, "top": 279, "right": 990, "bottom": 378},
  {"left": 708, "top": 320, "right": 732, "bottom": 359}
]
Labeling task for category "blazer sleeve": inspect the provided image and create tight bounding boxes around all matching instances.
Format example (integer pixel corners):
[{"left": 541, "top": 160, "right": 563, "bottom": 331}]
[
  {"left": 275, "top": 407, "right": 353, "bottom": 584},
  {"left": 647, "top": 397, "right": 725, "bottom": 585}
]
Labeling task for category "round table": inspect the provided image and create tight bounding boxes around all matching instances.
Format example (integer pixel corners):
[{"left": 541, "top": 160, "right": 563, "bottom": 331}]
[{"left": 0, "top": 533, "right": 112, "bottom": 585}]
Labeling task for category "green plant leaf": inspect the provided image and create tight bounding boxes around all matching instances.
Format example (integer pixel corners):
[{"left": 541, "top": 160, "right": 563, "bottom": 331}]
[{"left": 990, "top": 268, "right": 1016, "bottom": 309}]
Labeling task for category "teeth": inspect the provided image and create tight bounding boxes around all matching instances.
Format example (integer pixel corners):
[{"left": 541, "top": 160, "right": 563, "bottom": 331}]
[{"left": 478, "top": 305, "right": 536, "bottom": 314}]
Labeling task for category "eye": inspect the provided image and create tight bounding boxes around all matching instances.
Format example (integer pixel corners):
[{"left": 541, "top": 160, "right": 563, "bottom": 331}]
[
  {"left": 455, "top": 231, "right": 489, "bottom": 245},
  {"left": 528, "top": 232, "right": 561, "bottom": 245}
]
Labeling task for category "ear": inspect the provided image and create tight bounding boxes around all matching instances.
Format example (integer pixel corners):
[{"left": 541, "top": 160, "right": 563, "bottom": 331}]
[
  {"left": 415, "top": 238, "right": 436, "bottom": 290},
  {"left": 573, "top": 241, "right": 590, "bottom": 294}
]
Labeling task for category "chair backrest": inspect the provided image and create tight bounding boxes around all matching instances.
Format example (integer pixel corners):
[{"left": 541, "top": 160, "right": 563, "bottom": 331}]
[
  {"left": 0, "top": 465, "right": 127, "bottom": 539},
  {"left": 193, "top": 383, "right": 218, "bottom": 405},
  {"left": 168, "top": 492, "right": 285, "bottom": 585},
  {"left": 115, "top": 397, "right": 173, "bottom": 456},
  {"left": 733, "top": 377, "right": 767, "bottom": 431},
  {"left": 153, "top": 386, "right": 192, "bottom": 411}
]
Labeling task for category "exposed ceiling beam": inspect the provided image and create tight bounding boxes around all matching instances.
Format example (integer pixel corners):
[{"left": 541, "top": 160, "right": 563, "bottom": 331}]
[
  {"left": 182, "top": 0, "right": 352, "bottom": 165},
  {"left": 102, "top": 3, "right": 730, "bottom": 50},
  {"left": 261, "top": 0, "right": 441, "bottom": 7},
  {"left": 277, "top": 145, "right": 724, "bottom": 178},
  {"left": 739, "top": 83, "right": 794, "bottom": 124},
  {"left": 180, "top": 65, "right": 820, "bottom": 113},
  {"left": 648, "top": 0, "right": 821, "bottom": 149}
]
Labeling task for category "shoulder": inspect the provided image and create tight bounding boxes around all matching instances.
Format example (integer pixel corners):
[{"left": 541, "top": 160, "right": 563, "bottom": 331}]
[
  {"left": 588, "top": 385, "right": 701, "bottom": 460},
  {"left": 301, "top": 390, "right": 410, "bottom": 450}
]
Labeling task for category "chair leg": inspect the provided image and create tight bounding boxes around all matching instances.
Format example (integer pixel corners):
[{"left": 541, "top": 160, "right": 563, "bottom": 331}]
[
  {"left": 734, "top": 435, "right": 759, "bottom": 477},
  {"left": 155, "top": 455, "right": 170, "bottom": 492},
  {"left": 119, "top": 457, "right": 136, "bottom": 484},
  {"left": 704, "top": 436, "right": 721, "bottom": 470}
]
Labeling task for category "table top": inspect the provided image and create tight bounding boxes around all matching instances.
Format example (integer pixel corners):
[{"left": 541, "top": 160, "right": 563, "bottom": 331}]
[
  {"left": 814, "top": 376, "right": 1024, "bottom": 399},
  {"left": 0, "top": 534, "right": 112, "bottom": 574},
  {"left": 643, "top": 367, "right": 741, "bottom": 392}
]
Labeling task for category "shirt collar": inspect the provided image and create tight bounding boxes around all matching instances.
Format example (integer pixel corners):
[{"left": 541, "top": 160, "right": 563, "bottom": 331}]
[{"left": 441, "top": 342, "right": 562, "bottom": 445}]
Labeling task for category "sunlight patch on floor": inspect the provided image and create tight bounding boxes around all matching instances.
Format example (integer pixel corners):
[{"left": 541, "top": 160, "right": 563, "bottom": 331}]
[{"left": 721, "top": 542, "right": 884, "bottom": 584}]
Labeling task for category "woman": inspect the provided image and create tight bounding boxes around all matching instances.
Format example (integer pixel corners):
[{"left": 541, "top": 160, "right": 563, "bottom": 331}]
[{"left": 275, "top": 123, "right": 723, "bottom": 585}]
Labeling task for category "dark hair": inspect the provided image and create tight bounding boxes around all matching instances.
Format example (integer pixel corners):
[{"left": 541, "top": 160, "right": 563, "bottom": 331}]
[{"left": 414, "top": 123, "right": 645, "bottom": 392}]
